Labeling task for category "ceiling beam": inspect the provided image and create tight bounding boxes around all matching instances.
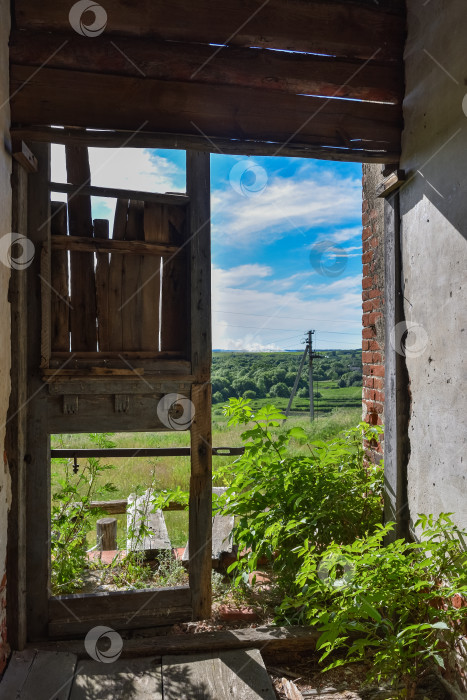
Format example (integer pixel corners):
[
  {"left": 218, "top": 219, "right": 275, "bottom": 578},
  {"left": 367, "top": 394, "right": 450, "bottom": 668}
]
[
  {"left": 10, "top": 31, "right": 403, "bottom": 105},
  {"left": 10, "top": 65, "right": 402, "bottom": 161},
  {"left": 14, "top": 0, "right": 406, "bottom": 61}
]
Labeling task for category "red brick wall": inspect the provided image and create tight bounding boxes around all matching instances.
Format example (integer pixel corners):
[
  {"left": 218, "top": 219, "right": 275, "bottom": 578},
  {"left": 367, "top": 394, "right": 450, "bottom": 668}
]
[{"left": 362, "top": 165, "right": 385, "bottom": 464}]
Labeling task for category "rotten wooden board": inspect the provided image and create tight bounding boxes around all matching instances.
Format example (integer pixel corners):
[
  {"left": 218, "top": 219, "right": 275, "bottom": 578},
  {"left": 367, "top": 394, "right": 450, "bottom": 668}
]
[
  {"left": 127, "top": 491, "right": 171, "bottom": 554},
  {"left": 50, "top": 201, "right": 70, "bottom": 351},
  {"left": 162, "top": 649, "right": 276, "bottom": 699},
  {"left": 183, "top": 487, "right": 234, "bottom": 565},
  {"left": 70, "top": 657, "right": 162, "bottom": 700},
  {"left": 0, "top": 650, "right": 36, "bottom": 699}
]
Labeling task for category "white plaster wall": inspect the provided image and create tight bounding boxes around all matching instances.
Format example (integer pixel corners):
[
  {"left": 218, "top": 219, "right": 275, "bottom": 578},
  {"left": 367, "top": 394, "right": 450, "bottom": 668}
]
[
  {"left": 0, "top": 0, "right": 11, "bottom": 662},
  {"left": 401, "top": 0, "right": 467, "bottom": 528}
]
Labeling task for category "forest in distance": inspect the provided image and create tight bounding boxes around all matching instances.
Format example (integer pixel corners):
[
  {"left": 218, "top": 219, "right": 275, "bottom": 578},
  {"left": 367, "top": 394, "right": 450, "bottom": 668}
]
[{"left": 211, "top": 349, "right": 362, "bottom": 415}]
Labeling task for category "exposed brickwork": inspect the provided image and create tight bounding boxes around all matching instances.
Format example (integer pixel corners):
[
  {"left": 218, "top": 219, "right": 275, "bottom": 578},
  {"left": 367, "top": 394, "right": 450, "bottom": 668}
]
[{"left": 362, "top": 165, "right": 385, "bottom": 464}]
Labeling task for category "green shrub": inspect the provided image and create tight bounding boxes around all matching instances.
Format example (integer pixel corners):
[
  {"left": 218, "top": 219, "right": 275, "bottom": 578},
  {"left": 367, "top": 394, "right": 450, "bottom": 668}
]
[
  {"left": 216, "top": 398, "right": 383, "bottom": 588},
  {"left": 280, "top": 514, "right": 467, "bottom": 697}
]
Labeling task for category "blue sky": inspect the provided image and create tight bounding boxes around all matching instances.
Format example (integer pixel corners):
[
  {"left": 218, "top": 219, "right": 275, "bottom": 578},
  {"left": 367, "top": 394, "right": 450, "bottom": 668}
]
[{"left": 51, "top": 146, "right": 362, "bottom": 351}]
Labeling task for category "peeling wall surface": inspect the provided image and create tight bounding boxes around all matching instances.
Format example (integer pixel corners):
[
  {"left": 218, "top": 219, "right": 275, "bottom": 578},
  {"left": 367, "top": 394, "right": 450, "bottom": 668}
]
[
  {"left": 361, "top": 164, "right": 385, "bottom": 465},
  {"left": 0, "top": 0, "right": 12, "bottom": 671},
  {"left": 401, "top": 1, "right": 467, "bottom": 529}
]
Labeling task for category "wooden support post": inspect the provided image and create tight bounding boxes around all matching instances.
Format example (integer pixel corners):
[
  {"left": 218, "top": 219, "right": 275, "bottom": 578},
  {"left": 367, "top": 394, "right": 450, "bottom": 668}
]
[
  {"left": 187, "top": 151, "right": 212, "bottom": 620},
  {"left": 25, "top": 143, "right": 51, "bottom": 641},
  {"left": 96, "top": 517, "right": 117, "bottom": 551},
  {"left": 384, "top": 192, "right": 410, "bottom": 542},
  {"left": 6, "top": 159, "right": 29, "bottom": 649}
]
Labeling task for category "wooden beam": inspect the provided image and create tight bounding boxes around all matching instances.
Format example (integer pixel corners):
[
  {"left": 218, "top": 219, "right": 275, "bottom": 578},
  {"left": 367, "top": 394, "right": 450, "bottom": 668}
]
[
  {"left": 10, "top": 30, "right": 403, "bottom": 104},
  {"left": 27, "top": 625, "right": 322, "bottom": 659},
  {"left": 49, "top": 180, "right": 188, "bottom": 205},
  {"left": 48, "top": 587, "right": 192, "bottom": 637},
  {"left": 10, "top": 66, "right": 402, "bottom": 158},
  {"left": 51, "top": 234, "right": 180, "bottom": 257},
  {"left": 14, "top": 0, "right": 406, "bottom": 61},
  {"left": 25, "top": 142, "right": 51, "bottom": 642},
  {"left": 11, "top": 126, "right": 400, "bottom": 164},
  {"left": 6, "top": 160, "right": 29, "bottom": 649}
]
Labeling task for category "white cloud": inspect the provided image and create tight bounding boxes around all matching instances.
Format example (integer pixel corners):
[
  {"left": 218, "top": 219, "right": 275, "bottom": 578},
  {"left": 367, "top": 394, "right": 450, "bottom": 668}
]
[
  {"left": 211, "top": 168, "right": 361, "bottom": 246},
  {"left": 212, "top": 264, "right": 361, "bottom": 350}
]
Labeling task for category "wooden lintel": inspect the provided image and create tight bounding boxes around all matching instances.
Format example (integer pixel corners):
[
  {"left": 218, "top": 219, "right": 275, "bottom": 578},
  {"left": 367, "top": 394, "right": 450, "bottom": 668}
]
[
  {"left": 51, "top": 234, "right": 180, "bottom": 257},
  {"left": 49, "top": 180, "right": 189, "bottom": 206},
  {"left": 11, "top": 126, "right": 400, "bottom": 164}
]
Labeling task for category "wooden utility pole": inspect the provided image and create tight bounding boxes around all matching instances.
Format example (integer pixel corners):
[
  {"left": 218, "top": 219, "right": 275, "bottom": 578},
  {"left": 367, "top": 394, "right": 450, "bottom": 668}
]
[
  {"left": 283, "top": 344, "right": 308, "bottom": 421},
  {"left": 308, "top": 330, "right": 315, "bottom": 421}
]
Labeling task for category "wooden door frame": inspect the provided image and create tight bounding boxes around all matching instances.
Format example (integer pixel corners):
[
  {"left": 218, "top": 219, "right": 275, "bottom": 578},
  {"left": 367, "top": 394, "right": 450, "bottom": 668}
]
[{"left": 8, "top": 143, "right": 212, "bottom": 642}]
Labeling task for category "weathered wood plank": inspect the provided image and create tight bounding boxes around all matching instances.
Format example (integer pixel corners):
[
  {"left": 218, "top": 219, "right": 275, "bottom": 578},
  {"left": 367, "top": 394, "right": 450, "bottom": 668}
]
[
  {"left": 25, "top": 142, "right": 51, "bottom": 642},
  {"left": 65, "top": 144, "right": 97, "bottom": 351},
  {"left": 14, "top": 0, "right": 406, "bottom": 61},
  {"left": 27, "top": 626, "right": 322, "bottom": 659},
  {"left": 108, "top": 198, "right": 128, "bottom": 351},
  {"left": 50, "top": 201, "right": 70, "bottom": 352},
  {"left": 10, "top": 31, "right": 403, "bottom": 104},
  {"left": 127, "top": 491, "right": 171, "bottom": 553},
  {"left": 70, "top": 657, "right": 162, "bottom": 700},
  {"left": 6, "top": 161, "right": 29, "bottom": 650},
  {"left": 11, "top": 125, "right": 401, "bottom": 164},
  {"left": 162, "top": 649, "right": 276, "bottom": 699},
  {"left": 94, "top": 218, "right": 110, "bottom": 352},
  {"left": 0, "top": 650, "right": 36, "bottom": 699},
  {"left": 189, "top": 384, "right": 213, "bottom": 620},
  {"left": 183, "top": 487, "right": 234, "bottom": 564},
  {"left": 49, "top": 180, "right": 188, "bottom": 205},
  {"left": 188, "top": 151, "right": 211, "bottom": 381},
  {"left": 18, "top": 651, "right": 77, "bottom": 700},
  {"left": 10, "top": 67, "right": 403, "bottom": 157},
  {"left": 122, "top": 200, "right": 145, "bottom": 351},
  {"left": 48, "top": 587, "right": 192, "bottom": 637}
]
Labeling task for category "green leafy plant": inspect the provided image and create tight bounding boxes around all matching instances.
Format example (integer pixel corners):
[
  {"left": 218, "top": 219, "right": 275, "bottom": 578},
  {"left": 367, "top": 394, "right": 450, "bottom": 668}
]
[
  {"left": 51, "top": 433, "right": 118, "bottom": 594},
  {"left": 216, "top": 398, "right": 383, "bottom": 588},
  {"left": 280, "top": 514, "right": 467, "bottom": 697}
]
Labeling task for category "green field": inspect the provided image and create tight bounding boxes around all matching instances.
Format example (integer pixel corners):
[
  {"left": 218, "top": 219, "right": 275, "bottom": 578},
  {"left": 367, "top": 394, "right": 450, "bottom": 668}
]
[{"left": 52, "top": 349, "right": 362, "bottom": 548}]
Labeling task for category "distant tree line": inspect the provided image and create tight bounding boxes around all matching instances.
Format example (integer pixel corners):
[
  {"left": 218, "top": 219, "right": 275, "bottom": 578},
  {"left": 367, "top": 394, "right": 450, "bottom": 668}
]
[{"left": 211, "top": 349, "right": 362, "bottom": 403}]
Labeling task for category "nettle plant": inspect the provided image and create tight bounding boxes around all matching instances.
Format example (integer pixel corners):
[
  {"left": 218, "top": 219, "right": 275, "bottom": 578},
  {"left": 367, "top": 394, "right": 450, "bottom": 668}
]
[
  {"left": 51, "top": 432, "right": 118, "bottom": 594},
  {"left": 280, "top": 514, "right": 467, "bottom": 697},
  {"left": 216, "top": 398, "right": 384, "bottom": 587}
]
